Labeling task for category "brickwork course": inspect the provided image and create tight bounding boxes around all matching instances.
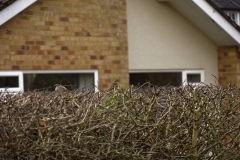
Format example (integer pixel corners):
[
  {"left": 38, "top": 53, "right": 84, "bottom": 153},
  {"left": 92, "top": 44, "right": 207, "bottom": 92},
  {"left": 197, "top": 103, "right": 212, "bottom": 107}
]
[
  {"left": 0, "top": 0, "right": 129, "bottom": 89},
  {"left": 218, "top": 46, "right": 240, "bottom": 87}
]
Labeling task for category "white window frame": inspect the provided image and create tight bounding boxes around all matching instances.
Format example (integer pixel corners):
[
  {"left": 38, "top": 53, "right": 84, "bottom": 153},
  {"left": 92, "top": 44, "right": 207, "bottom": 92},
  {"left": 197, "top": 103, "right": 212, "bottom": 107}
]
[
  {"left": 0, "top": 70, "right": 99, "bottom": 92},
  {"left": 182, "top": 70, "right": 204, "bottom": 86},
  {"left": 129, "top": 69, "right": 205, "bottom": 86},
  {"left": 0, "top": 71, "right": 24, "bottom": 92},
  {"left": 224, "top": 11, "right": 240, "bottom": 26}
]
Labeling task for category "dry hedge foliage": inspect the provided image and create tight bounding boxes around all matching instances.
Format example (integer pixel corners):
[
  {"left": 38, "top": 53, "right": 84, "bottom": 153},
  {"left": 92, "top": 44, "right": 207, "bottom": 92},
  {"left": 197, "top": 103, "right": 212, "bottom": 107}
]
[{"left": 0, "top": 83, "right": 240, "bottom": 160}]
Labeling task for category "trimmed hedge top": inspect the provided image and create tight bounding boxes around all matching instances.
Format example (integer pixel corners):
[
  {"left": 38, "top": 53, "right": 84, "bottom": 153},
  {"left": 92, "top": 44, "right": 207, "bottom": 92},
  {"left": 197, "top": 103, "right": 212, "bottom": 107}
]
[{"left": 0, "top": 83, "right": 240, "bottom": 159}]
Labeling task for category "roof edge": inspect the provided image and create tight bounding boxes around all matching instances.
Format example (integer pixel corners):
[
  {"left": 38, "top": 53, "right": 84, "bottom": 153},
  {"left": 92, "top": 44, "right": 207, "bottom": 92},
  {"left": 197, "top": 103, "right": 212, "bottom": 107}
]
[
  {"left": 192, "top": 0, "right": 240, "bottom": 45},
  {"left": 0, "top": 0, "right": 17, "bottom": 12},
  {"left": 207, "top": 0, "right": 240, "bottom": 32},
  {"left": 0, "top": 0, "right": 37, "bottom": 26}
]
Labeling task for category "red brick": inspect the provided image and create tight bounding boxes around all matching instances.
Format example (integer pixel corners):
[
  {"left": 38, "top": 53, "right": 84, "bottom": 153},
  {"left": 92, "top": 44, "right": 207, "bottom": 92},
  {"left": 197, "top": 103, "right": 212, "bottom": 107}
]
[
  {"left": 61, "top": 46, "right": 68, "bottom": 50},
  {"left": 12, "top": 65, "right": 20, "bottom": 70},
  {"left": 102, "top": 33, "right": 111, "bottom": 37},
  {"left": 67, "top": 51, "right": 75, "bottom": 55},
  {"left": 60, "top": 17, "right": 69, "bottom": 22},
  {"left": 40, "top": 7, "right": 49, "bottom": 11},
  {"left": 90, "top": 55, "right": 97, "bottom": 59},
  {"left": 31, "top": 46, "right": 40, "bottom": 50},
  {"left": 113, "top": 60, "right": 120, "bottom": 64},
  {"left": 45, "top": 21, "right": 53, "bottom": 26},
  {"left": 36, "top": 41, "right": 45, "bottom": 45},
  {"left": 25, "top": 41, "right": 35, "bottom": 45},
  {"left": 6, "top": 30, "right": 12, "bottom": 34},
  {"left": 56, "top": 41, "right": 64, "bottom": 45},
  {"left": 17, "top": 51, "right": 24, "bottom": 55},
  {"left": 48, "top": 60, "right": 54, "bottom": 64},
  {"left": 20, "top": 16, "right": 29, "bottom": 20},
  {"left": 80, "top": 46, "right": 88, "bottom": 50},
  {"left": 33, "top": 65, "right": 41, "bottom": 69},
  {"left": 219, "top": 69, "right": 226, "bottom": 72},
  {"left": 91, "top": 65, "right": 97, "bottom": 69},
  {"left": 112, "top": 24, "right": 118, "bottom": 28},
  {"left": 22, "top": 45, "right": 30, "bottom": 50},
  {"left": 41, "top": 65, "right": 51, "bottom": 69},
  {"left": 47, "top": 51, "right": 56, "bottom": 55},
  {"left": 37, "top": 51, "right": 45, "bottom": 55},
  {"left": 24, "top": 11, "right": 33, "bottom": 15},
  {"left": 40, "top": 26, "right": 50, "bottom": 30},
  {"left": 54, "top": 56, "right": 61, "bottom": 60},
  {"left": 105, "top": 69, "right": 111, "bottom": 73},
  {"left": 16, "top": 60, "right": 24, "bottom": 65},
  {"left": 6, "top": 50, "right": 15, "bottom": 54}
]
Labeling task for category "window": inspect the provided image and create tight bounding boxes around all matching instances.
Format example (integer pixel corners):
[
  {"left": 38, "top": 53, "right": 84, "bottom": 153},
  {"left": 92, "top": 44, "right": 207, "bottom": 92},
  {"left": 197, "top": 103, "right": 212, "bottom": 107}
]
[
  {"left": 130, "top": 70, "right": 204, "bottom": 86},
  {"left": 0, "top": 70, "right": 98, "bottom": 92},
  {"left": 182, "top": 70, "right": 204, "bottom": 86},
  {"left": 224, "top": 11, "right": 240, "bottom": 26},
  {"left": 230, "top": 13, "right": 236, "bottom": 21},
  {"left": 130, "top": 72, "right": 182, "bottom": 86},
  {"left": 0, "top": 72, "right": 24, "bottom": 92},
  {"left": 187, "top": 74, "right": 200, "bottom": 83}
]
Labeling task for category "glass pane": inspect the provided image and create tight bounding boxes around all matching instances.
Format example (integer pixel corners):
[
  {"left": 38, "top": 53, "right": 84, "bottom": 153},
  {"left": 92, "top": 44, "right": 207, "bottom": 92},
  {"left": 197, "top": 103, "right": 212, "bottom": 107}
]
[
  {"left": 230, "top": 13, "right": 235, "bottom": 21},
  {"left": 187, "top": 74, "right": 201, "bottom": 83},
  {"left": 24, "top": 73, "right": 94, "bottom": 91},
  {"left": 0, "top": 76, "right": 19, "bottom": 88},
  {"left": 130, "top": 72, "right": 182, "bottom": 86}
]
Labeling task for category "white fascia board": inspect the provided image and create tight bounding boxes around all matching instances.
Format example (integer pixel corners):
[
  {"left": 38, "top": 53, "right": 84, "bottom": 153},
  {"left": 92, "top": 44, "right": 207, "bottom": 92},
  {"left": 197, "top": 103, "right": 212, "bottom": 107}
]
[
  {"left": 0, "top": 0, "right": 37, "bottom": 26},
  {"left": 192, "top": 0, "right": 240, "bottom": 45}
]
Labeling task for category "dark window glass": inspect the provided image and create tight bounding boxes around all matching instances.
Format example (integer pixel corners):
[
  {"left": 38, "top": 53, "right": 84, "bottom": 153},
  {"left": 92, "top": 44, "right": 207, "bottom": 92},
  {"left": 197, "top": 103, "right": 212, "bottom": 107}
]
[
  {"left": 229, "top": 13, "right": 235, "bottom": 21},
  {"left": 24, "top": 73, "right": 94, "bottom": 91},
  {"left": 0, "top": 76, "right": 19, "bottom": 88},
  {"left": 187, "top": 74, "right": 201, "bottom": 83},
  {"left": 130, "top": 72, "right": 182, "bottom": 86}
]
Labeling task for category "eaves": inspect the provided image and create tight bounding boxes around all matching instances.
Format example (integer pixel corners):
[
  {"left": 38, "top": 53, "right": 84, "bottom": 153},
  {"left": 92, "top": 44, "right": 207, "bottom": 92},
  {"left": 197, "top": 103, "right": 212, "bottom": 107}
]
[
  {"left": 207, "top": 0, "right": 240, "bottom": 32},
  {"left": 0, "top": 0, "right": 37, "bottom": 26}
]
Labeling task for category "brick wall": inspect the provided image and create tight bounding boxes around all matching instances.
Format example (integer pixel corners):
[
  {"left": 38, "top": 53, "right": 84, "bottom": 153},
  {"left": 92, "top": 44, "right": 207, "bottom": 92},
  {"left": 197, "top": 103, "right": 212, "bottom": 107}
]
[
  {"left": 0, "top": 0, "right": 129, "bottom": 89},
  {"left": 218, "top": 46, "right": 240, "bottom": 87}
]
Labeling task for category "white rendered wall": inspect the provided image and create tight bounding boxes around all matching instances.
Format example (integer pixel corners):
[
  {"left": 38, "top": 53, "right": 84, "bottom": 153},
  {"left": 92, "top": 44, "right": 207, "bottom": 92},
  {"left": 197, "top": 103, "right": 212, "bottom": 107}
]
[{"left": 127, "top": 0, "right": 218, "bottom": 84}]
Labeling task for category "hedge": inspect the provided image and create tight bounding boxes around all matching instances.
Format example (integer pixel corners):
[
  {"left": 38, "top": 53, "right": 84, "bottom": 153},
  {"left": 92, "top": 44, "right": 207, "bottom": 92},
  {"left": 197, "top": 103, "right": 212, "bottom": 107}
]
[{"left": 0, "top": 83, "right": 240, "bottom": 159}]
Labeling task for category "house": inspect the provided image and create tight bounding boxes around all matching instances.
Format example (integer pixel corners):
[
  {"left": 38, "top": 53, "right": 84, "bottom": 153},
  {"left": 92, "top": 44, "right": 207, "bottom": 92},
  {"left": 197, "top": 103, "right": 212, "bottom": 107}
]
[{"left": 0, "top": 0, "right": 240, "bottom": 92}]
